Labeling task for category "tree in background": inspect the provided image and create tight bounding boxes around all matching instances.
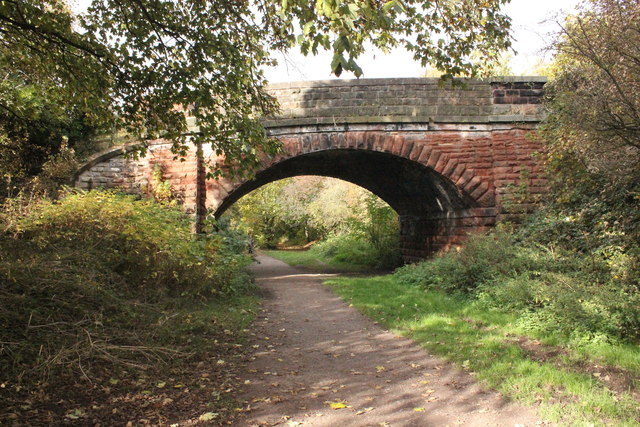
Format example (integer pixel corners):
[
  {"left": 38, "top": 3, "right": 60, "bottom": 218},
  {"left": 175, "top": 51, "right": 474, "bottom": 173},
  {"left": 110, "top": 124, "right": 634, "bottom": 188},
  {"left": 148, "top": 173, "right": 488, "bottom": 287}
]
[
  {"left": 227, "top": 176, "right": 401, "bottom": 268},
  {"left": 228, "top": 179, "right": 309, "bottom": 249},
  {"left": 540, "top": 0, "right": 640, "bottom": 247},
  {"left": 544, "top": 0, "right": 640, "bottom": 184},
  {"left": 0, "top": 0, "right": 513, "bottom": 197},
  {"left": 0, "top": 84, "right": 97, "bottom": 197},
  {"left": 228, "top": 177, "right": 364, "bottom": 248}
]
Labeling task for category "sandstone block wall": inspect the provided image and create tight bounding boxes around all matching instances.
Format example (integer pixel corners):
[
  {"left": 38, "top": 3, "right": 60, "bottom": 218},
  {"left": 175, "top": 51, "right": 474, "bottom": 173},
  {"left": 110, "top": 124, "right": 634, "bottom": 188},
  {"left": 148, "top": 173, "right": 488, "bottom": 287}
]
[{"left": 263, "top": 77, "right": 545, "bottom": 128}]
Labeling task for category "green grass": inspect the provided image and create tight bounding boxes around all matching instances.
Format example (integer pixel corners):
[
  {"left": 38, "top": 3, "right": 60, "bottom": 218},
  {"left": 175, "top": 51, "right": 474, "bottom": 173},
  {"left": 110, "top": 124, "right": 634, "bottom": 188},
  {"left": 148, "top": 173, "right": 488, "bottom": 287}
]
[
  {"left": 326, "top": 275, "right": 640, "bottom": 426},
  {"left": 265, "top": 249, "right": 372, "bottom": 272}
]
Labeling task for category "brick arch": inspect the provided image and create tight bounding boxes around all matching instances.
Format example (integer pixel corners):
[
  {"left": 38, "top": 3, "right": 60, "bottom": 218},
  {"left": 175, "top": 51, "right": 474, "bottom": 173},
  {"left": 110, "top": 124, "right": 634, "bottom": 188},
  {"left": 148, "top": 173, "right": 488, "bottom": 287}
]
[
  {"left": 210, "top": 131, "right": 492, "bottom": 217},
  {"left": 209, "top": 127, "right": 525, "bottom": 260}
]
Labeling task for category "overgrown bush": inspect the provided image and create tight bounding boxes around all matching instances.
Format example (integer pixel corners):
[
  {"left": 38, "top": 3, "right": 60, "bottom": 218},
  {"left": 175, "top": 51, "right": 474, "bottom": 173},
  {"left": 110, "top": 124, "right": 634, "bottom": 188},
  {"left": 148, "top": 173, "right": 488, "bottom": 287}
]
[
  {"left": 0, "top": 189, "right": 252, "bottom": 383},
  {"left": 312, "top": 233, "right": 378, "bottom": 266},
  {"left": 395, "top": 231, "right": 515, "bottom": 292},
  {"left": 394, "top": 225, "right": 640, "bottom": 344}
]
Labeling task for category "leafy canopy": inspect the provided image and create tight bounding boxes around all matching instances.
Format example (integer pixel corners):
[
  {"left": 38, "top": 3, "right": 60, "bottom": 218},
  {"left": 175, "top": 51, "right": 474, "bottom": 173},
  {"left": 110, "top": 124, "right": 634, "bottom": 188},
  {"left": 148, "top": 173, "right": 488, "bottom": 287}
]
[
  {"left": 0, "top": 0, "right": 512, "bottom": 177},
  {"left": 543, "top": 0, "right": 640, "bottom": 184},
  {"left": 539, "top": 0, "right": 640, "bottom": 245}
]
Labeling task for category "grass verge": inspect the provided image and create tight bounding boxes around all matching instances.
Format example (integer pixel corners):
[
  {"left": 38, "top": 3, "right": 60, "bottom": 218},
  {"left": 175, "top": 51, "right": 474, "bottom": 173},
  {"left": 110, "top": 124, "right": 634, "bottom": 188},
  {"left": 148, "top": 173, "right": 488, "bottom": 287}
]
[{"left": 326, "top": 275, "right": 640, "bottom": 426}]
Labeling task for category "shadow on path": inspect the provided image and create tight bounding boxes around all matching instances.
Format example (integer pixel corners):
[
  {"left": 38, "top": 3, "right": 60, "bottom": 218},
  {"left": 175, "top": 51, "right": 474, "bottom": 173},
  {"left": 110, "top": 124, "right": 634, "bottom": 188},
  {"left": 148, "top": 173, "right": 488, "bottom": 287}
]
[{"left": 232, "top": 254, "right": 545, "bottom": 427}]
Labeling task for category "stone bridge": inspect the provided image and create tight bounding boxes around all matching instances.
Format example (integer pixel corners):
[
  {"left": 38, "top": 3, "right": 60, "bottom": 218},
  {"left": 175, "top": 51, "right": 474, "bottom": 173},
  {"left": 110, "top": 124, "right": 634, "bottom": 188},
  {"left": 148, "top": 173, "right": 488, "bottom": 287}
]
[{"left": 75, "top": 77, "right": 547, "bottom": 261}]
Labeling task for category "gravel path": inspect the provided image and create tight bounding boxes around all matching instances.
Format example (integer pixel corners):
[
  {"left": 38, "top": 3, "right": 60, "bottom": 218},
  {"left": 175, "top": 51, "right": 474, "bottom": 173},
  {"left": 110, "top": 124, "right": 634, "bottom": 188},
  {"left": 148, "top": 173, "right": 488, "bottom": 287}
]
[{"left": 232, "top": 254, "right": 545, "bottom": 427}]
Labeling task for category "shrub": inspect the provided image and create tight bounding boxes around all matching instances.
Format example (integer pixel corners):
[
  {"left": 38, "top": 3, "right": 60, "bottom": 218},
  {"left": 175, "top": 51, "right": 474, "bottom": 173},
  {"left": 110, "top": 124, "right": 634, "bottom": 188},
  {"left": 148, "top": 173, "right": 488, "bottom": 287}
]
[
  {"left": 0, "top": 189, "right": 252, "bottom": 383},
  {"left": 312, "top": 194, "right": 402, "bottom": 269},
  {"left": 395, "top": 226, "right": 640, "bottom": 344},
  {"left": 395, "top": 230, "right": 530, "bottom": 293},
  {"left": 312, "top": 233, "right": 378, "bottom": 266}
]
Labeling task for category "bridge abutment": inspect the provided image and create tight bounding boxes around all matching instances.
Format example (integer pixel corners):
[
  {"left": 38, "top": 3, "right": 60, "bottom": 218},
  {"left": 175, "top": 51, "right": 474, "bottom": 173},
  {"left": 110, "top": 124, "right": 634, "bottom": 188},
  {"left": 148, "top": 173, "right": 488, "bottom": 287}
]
[{"left": 399, "top": 208, "right": 497, "bottom": 261}]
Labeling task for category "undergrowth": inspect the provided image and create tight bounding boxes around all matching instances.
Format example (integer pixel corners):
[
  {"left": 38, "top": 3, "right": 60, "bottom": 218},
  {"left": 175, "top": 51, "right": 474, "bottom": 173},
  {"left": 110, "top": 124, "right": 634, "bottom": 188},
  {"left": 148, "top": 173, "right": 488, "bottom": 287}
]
[
  {"left": 394, "top": 224, "right": 640, "bottom": 346},
  {"left": 0, "top": 190, "right": 256, "bottom": 423},
  {"left": 293, "top": 204, "right": 402, "bottom": 271}
]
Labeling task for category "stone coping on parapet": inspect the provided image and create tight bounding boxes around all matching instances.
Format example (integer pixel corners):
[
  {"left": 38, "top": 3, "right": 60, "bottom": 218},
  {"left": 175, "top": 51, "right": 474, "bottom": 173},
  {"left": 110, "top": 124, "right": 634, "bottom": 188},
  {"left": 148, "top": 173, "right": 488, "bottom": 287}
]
[
  {"left": 261, "top": 114, "right": 543, "bottom": 129},
  {"left": 265, "top": 122, "right": 538, "bottom": 136}
]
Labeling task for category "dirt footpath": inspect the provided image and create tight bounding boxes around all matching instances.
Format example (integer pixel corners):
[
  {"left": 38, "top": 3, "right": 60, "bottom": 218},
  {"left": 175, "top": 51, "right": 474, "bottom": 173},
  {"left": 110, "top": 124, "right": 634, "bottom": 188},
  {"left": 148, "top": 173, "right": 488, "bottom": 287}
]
[{"left": 232, "top": 254, "right": 545, "bottom": 427}]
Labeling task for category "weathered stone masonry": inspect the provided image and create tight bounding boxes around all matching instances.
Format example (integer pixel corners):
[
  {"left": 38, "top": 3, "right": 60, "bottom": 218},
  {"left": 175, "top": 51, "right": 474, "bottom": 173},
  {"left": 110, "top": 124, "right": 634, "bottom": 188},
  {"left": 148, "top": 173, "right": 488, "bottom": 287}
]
[{"left": 75, "top": 77, "right": 547, "bottom": 261}]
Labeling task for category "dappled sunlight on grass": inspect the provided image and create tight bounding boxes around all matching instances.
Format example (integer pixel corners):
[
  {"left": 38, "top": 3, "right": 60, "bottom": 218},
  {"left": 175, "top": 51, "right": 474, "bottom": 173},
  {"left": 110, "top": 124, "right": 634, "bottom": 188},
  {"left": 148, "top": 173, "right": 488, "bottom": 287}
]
[{"left": 326, "top": 275, "right": 640, "bottom": 426}]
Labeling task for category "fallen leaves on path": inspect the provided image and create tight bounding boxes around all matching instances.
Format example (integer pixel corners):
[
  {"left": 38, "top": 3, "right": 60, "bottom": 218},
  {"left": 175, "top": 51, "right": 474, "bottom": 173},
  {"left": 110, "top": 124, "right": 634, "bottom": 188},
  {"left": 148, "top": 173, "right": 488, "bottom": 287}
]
[
  {"left": 326, "top": 401, "right": 348, "bottom": 409},
  {"left": 355, "top": 406, "right": 374, "bottom": 415}
]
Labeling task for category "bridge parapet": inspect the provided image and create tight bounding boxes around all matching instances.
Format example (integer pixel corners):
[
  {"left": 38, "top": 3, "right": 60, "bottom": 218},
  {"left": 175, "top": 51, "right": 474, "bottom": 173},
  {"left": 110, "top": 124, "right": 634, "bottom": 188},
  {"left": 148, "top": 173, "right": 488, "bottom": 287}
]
[{"left": 261, "top": 77, "right": 545, "bottom": 129}]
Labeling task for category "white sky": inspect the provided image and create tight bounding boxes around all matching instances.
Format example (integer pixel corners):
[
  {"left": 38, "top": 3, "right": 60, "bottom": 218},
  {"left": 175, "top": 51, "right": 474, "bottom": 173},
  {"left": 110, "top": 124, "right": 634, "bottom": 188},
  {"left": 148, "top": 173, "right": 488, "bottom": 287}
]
[
  {"left": 266, "top": 0, "right": 581, "bottom": 81},
  {"left": 72, "top": 0, "right": 581, "bottom": 81}
]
